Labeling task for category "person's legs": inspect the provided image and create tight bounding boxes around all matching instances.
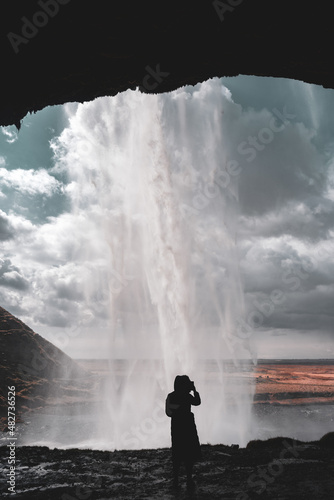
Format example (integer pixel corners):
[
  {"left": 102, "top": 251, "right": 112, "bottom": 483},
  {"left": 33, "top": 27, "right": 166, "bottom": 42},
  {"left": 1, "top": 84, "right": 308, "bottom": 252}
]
[
  {"left": 185, "top": 461, "right": 195, "bottom": 489},
  {"left": 172, "top": 458, "right": 180, "bottom": 488}
]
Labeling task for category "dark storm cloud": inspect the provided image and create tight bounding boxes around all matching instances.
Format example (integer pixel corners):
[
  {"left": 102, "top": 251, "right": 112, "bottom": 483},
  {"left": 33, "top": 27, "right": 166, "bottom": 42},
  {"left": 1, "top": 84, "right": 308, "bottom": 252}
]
[
  {"left": 263, "top": 289, "right": 334, "bottom": 333},
  {"left": 236, "top": 120, "right": 327, "bottom": 217},
  {"left": 238, "top": 197, "right": 334, "bottom": 243},
  {"left": 0, "top": 258, "right": 29, "bottom": 290},
  {"left": 0, "top": 212, "right": 14, "bottom": 240},
  {"left": 241, "top": 244, "right": 334, "bottom": 337}
]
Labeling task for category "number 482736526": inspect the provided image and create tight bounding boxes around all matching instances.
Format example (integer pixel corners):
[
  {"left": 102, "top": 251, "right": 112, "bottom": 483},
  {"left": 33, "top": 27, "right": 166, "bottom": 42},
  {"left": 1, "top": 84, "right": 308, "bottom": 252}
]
[{"left": 7, "top": 386, "right": 16, "bottom": 435}]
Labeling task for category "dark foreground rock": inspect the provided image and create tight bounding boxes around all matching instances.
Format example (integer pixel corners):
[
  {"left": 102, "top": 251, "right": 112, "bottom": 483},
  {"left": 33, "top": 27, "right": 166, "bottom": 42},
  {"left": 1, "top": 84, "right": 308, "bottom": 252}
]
[{"left": 1, "top": 433, "right": 333, "bottom": 499}]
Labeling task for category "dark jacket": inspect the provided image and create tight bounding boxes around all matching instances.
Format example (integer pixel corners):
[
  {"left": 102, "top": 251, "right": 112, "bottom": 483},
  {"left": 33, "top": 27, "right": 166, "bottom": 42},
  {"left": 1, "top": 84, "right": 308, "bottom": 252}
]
[{"left": 165, "top": 390, "right": 201, "bottom": 418}]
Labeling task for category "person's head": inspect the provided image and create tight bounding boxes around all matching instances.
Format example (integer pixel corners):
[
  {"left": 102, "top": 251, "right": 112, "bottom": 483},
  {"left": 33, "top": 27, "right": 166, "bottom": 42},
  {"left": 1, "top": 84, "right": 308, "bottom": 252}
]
[{"left": 174, "top": 375, "right": 193, "bottom": 393}]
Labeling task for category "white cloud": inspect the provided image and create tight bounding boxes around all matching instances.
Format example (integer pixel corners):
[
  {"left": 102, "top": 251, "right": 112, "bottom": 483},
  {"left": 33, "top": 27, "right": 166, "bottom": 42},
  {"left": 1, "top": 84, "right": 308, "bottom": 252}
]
[
  {"left": 0, "top": 168, "right": 62, "bottom": 196},
  {"left": 0, "top": 205, "right": 112, "bottom": 336},
  {"left": 1, "top": 126, "right": 18, "bottom": 143},
  {"left": 239, "top": 199, "right": 334, "bottom": 242},
  {"left": 0, "top": 209, "right": 34, "bottom": 237}
]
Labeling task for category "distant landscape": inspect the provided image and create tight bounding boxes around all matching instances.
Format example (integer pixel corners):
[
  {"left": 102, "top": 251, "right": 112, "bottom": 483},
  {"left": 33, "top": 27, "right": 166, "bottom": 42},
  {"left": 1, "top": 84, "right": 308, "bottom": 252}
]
[
  {"left": 76, "top": 357, "right": 334, "bottom": 407},
  {"left": 1, "top": 305, "right": 334, "bottom": 445}
]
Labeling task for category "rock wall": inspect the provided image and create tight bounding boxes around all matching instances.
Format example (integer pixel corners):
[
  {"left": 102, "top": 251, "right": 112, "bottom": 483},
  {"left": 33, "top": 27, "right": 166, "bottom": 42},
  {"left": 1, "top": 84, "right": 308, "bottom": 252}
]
[{"left": 0, "top": 0, "right": 332, "bottom": 128}]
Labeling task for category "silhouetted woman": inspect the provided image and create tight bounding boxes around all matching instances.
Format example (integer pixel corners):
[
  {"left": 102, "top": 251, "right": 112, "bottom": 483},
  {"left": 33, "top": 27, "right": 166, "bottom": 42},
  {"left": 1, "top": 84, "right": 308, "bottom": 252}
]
[{"left": 165, "top": 375, "right": 201, "bottom": 490}]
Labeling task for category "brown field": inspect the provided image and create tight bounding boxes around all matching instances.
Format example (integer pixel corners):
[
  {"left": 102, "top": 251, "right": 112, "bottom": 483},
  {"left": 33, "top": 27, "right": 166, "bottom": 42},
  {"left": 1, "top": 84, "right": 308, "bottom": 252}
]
[
  {"left": 254, "top": 362, "right": 334, "bottom": 405},
  {"left": 76, "top": 358, "right": 334, "bottom": 406}
]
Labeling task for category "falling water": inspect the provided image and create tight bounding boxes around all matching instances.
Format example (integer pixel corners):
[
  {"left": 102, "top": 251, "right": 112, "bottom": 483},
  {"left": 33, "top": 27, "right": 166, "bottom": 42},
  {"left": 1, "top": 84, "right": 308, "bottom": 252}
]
[{"left": 52, "top": 78, "right": 255, "bottom": 449}]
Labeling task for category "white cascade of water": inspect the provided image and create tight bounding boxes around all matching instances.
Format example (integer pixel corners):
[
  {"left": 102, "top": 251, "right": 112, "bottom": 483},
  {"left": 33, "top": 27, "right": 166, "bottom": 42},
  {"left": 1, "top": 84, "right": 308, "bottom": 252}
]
[{"left": 53, "top": 78, "right": 256, "bottom": 449}]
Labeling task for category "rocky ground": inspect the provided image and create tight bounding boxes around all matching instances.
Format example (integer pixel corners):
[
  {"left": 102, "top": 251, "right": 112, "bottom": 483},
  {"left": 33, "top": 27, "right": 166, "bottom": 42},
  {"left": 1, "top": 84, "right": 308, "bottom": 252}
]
[{"left": 0, "top": 433, "right": 334, "bottom": 499}]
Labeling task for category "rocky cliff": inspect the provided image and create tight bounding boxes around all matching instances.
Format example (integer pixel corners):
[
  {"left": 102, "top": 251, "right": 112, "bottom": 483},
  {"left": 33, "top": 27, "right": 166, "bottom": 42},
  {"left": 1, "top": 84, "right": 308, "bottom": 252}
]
[
  {"left": 0, "top": 1, "right": 333, "bottom": 129},
  {"left": 0, "top": 305, "right": 90, "bottom": 430}
]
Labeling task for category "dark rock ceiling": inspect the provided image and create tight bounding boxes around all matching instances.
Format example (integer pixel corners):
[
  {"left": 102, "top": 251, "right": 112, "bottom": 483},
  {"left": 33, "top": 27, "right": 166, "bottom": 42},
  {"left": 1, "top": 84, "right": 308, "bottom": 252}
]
[{"left": 0, "top": 1, "right": 332, "bottom": 128}]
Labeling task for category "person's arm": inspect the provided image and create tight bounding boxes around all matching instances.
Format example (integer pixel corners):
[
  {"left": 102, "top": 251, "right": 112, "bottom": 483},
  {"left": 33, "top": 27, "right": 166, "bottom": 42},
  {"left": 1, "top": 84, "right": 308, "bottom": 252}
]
[{"left": 190, "top": 384, "right": 201, "bottom": 406}]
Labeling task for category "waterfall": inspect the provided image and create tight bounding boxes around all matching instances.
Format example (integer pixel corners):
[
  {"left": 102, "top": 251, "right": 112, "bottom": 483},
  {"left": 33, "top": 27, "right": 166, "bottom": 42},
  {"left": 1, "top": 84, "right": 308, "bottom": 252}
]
[{"left": 52, "top": 78, "right": 255, "bottom": 449}]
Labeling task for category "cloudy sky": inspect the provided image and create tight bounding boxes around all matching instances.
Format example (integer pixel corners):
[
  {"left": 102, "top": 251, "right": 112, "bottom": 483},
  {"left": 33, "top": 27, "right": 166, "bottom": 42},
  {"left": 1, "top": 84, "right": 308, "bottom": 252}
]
[{"left": 1, "top": 75, "right": 334, "bottom": 359}]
